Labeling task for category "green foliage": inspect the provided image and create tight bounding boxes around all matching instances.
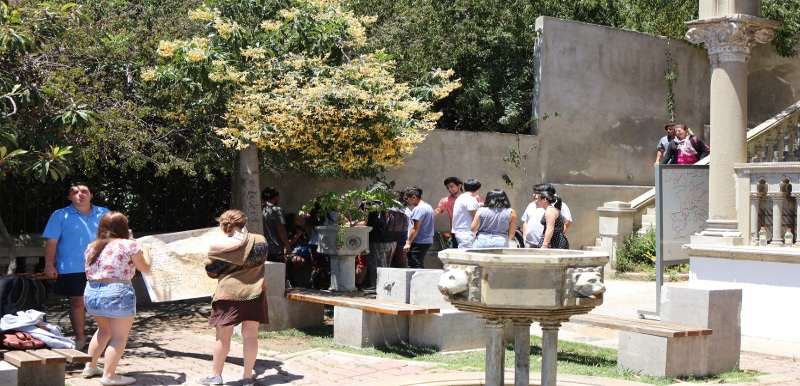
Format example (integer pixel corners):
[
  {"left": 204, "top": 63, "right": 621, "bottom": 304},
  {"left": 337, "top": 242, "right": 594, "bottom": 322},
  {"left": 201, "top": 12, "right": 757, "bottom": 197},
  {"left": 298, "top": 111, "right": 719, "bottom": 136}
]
[
  {"left": 301, "top": 187, "right": 402, "bottom": 227},
  {"left": 614, "top": 228, "right": 656, "bottom": 272}
]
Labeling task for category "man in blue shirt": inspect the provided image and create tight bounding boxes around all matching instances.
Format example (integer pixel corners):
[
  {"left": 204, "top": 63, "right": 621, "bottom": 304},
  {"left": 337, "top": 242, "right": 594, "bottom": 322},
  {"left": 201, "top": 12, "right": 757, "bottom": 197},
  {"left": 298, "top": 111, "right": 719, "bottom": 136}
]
[
  {"left": 42, "top": 182, "right": 109, "bottom": 349},
  {"left": 402, "top": 186, "right": 435, "bottom": 268}
]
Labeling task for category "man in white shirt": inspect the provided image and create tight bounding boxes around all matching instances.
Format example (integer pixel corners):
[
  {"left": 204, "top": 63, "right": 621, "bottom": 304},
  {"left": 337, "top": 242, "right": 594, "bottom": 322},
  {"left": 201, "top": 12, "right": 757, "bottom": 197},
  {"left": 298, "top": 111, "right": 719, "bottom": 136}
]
[
  {"left": 521, "top": 183, "right": 572, "bottom": 247},
  {"left": 450, "top": 179, "right": 481, "bottom": 248}
]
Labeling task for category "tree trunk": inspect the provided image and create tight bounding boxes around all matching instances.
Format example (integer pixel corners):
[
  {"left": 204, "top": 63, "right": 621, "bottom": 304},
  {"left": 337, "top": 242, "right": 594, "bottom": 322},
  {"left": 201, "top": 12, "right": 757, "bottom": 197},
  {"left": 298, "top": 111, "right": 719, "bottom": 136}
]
[{"left": 0, "top": 214, "right": 18, "bottom": 275}]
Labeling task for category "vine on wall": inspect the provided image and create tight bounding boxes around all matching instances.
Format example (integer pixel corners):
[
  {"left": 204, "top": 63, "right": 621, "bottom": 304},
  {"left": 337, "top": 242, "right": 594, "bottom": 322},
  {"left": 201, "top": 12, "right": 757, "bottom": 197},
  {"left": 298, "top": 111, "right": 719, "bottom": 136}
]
[{"left": 664, "top": 47, "right": 678, "bottom": 122}]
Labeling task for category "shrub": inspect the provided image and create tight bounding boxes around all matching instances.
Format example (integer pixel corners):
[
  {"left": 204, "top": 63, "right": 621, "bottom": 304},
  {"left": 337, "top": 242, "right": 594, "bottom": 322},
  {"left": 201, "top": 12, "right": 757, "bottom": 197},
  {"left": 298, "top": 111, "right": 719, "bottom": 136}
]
[{"left": 614, "top": 228, "right": 656, "bottom": 272}]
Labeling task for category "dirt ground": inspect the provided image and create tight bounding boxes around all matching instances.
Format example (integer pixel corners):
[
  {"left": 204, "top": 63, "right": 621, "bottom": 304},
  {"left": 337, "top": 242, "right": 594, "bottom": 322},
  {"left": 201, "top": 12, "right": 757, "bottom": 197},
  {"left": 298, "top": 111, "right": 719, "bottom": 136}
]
[{"left": 47, "top": 298, "right": 325, "bottom": 354}]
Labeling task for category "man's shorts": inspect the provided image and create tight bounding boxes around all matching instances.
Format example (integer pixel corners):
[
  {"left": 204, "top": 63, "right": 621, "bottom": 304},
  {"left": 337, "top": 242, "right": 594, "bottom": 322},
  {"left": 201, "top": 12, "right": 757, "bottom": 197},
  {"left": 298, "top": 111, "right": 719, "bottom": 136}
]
[{"left": 53, "top": 272, "right": 88, "bottom": 297}]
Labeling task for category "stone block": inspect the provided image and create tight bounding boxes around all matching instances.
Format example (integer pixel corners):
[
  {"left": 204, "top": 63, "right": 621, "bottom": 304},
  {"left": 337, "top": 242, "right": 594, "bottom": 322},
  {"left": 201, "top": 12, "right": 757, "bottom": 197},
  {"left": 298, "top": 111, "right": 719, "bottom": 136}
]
[
  {"left": 264, "top": 262, "right": 287, "bottom": 297},
  {"left": 618, "top": 330, "right": 711, "bottom": 378},
  {"left": 333, "top": 307, "right": 408, "bottom": 348},
  {"left": 376, "top": 268, "right": 428, "bottom": 303},
  {"left": 661, "top": 286, "right": 742, "bottom": 375},
  {"left": 0, "top": 361, "right": 17, "bottom": 386},
  {"left": 409, "top": 310, "right": 485, "bottom": 352},
  {"left": 261, "top": 295, "right": 325, "bottom": 332},
  {"left": 409, "top": 270, "right": 455, "bottom": 309},
  {"left": 17, "top": 363, "right": 65, "bottom": 386}
]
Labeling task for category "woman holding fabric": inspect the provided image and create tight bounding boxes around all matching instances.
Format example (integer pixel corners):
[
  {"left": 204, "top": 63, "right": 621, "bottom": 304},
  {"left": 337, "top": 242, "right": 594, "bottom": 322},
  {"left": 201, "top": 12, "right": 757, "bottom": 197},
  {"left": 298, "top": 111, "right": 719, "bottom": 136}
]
[
  {"left": 470, "top": 189, "right": 517, "bottom": 248},
  {"left": 82, "top": 212, "right": 150, "bottom": 386},
  {"left": 535, "top": 191, "right": 569, "bottom": 249},
  {"left": 199, "top": 210, "right": 269, "bottom": 386},
  {"left": 661, "top": 124, "right": 709, "bottom": 165}
]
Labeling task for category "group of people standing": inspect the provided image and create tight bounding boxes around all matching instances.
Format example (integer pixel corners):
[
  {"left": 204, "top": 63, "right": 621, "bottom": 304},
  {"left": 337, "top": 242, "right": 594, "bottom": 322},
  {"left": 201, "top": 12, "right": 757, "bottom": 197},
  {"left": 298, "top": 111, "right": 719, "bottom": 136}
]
[
  {"left": 40, "top": 179, "right": 573, "bottom": 385},
  {"left": 655, "top": 122, "right": 710, "bottom": 165},
  {"left": 436, "top": 177, "right": 572, "bottom": 250}
]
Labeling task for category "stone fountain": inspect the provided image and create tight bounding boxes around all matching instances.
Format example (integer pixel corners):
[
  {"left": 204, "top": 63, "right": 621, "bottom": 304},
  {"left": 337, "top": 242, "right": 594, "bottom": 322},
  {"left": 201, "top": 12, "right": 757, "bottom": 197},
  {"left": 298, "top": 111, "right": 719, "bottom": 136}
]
[
  {"left": 316, "top": 225, "right": 371, "bottom": 291},
  {"left": 437, "top": 248, "right": 608, "bottom": 386}
]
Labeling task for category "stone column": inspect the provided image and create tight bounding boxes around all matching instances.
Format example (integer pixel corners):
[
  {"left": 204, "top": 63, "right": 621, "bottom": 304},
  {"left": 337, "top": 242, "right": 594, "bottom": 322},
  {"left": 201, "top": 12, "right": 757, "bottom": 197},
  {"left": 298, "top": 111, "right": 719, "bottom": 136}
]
[
  {"left": 239, "top": 146, "right": 263, "bottom": 235},
  {"left": 769, "top": 192, "right": 784, "bottom": 244},
  {"left": 512, "top": 318, "right": 533, "bottom": 386},
  {"left": 685, "top": 9, "right": 779, "bottom": 241},
  {"left": 484, "top": 318, "right": 506, "bottom": 386},
  {"left": 539, "top": 320, "right": 562, "bottom": 386}
]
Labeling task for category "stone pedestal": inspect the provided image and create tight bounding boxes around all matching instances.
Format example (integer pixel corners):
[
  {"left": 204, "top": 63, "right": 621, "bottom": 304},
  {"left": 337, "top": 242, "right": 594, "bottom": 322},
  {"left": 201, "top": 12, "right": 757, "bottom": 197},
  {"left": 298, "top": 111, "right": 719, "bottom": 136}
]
[
  {"left": 316, "top": 226, "right": 371, "bottom": 292},
  {"left": 597, "top": 201, "right": 636, "bottom": 266}
]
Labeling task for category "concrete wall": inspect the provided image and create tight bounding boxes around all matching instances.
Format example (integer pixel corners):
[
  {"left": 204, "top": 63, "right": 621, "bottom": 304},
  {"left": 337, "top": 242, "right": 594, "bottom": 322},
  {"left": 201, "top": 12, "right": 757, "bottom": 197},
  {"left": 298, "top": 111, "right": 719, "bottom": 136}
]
[{"left": 259, "top": 17, "right": 800, "bottom": 250}]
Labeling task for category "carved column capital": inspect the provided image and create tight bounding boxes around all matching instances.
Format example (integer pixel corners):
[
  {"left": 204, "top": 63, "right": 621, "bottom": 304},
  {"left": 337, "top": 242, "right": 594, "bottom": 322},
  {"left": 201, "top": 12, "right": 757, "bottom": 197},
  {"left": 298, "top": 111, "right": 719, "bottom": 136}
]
[{"left": 685, "top": 15, "right": 780, "bottom": 65}]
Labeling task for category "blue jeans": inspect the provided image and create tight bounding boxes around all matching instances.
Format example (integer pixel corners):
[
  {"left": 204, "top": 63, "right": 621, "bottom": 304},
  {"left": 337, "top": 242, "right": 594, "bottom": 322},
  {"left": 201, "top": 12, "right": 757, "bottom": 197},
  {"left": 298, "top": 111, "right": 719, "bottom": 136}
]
[
  {"left": 473, "top": 234, "right": 509, "bottom": 248},
  {"left": 84, "top": 282, "right": 136, "bottom": 318},
  {"left": 454, "top": 231, "right": 475, "bottom": 249}
]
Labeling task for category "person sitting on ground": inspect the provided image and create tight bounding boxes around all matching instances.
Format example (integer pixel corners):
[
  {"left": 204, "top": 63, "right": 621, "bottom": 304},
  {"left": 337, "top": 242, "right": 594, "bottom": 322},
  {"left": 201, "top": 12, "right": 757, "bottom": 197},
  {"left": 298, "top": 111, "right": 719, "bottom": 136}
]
[
  {"left": 82, "top": 212, "right": 150, "bottom": 386},
  {"left": 199, "top": 210, "right": 269, "bottom": 386},
  {"left": 535, "top": 191, "right": 569, "bottom": 249},
  {"left": 470, "top": 189, "right": 517, "bottom": 248},
  {"left": 661, "top": 124, "right": 709, "bottom": 165}
]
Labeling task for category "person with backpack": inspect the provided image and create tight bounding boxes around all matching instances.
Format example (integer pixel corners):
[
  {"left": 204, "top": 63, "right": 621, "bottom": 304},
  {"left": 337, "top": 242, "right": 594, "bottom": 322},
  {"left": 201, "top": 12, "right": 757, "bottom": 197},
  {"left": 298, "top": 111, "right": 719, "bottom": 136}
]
[
  {"left": 661, "top": 124, "right": 710, "bottom": 165},
  {"left": 402, "top": 186, "right": 434, "bottom": 269}
]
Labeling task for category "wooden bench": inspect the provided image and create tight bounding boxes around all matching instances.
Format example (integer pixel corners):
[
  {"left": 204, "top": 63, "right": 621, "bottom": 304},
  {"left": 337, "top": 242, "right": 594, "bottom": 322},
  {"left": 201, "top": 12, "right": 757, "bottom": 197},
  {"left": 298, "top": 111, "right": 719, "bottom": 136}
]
[
  {"left": 568, "top": 313, "right": 712, "bottom": 338},
  {"left": 284, "top": 287, "right": 440, "bottom": 315},
  {"left": 285, "top": 287, "right": 441, "bottom": 348},
  {"left": 1, "top": 348, "right": 90, "bottom": 385}
]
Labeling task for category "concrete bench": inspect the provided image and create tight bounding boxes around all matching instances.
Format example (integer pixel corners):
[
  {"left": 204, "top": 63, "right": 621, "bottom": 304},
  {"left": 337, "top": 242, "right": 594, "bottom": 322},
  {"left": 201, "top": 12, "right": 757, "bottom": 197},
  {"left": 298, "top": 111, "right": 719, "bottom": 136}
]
[
  {"left": 567, "top": 287, "right": 742, "bottom": 378},
  {"left": 568, "top": 314, "right": 712, "bottom": 338},
  {"left": 285, "top": 287, "right": 440, "bottom": 348},
  {"left": 1, "top": 348, "right": 90, "bottom": 385}
]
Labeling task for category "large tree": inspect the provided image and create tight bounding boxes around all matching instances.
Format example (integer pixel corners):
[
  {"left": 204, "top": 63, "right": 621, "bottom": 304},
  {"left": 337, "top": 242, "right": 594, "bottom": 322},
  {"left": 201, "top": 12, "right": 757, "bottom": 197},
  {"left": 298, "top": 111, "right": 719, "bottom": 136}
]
[{"left": 144, "top": 0, "right": 460, "bottom": 180}]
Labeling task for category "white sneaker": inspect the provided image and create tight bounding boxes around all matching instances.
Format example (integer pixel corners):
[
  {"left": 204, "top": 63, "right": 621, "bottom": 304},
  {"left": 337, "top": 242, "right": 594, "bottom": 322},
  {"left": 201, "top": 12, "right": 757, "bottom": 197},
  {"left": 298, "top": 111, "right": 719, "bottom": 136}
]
[
  {"left": 99, "top": 375, "right": 136, "bottom": 385},
  {"left": 81, "top": 366, "right": 104, "bottom": 378}
]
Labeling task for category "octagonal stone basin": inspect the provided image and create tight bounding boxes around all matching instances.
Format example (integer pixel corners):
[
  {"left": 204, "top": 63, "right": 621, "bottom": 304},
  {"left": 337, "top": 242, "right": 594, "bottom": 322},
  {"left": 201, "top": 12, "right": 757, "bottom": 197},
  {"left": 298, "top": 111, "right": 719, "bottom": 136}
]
[{"left": 437, "top": 248, "right": 609, "bottom": 320}]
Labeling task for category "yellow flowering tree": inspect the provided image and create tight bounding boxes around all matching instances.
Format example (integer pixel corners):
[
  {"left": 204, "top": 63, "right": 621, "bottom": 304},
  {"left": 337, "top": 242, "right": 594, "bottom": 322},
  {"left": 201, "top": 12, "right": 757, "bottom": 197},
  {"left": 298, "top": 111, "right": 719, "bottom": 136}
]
[{"left": 144, "top": 0, "right": 459, "bottom": 179}]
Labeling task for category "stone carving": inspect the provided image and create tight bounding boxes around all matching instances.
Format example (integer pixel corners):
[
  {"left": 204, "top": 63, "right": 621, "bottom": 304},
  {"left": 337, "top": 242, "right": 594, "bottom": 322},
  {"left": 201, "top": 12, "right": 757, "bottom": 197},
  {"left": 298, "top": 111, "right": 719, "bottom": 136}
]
[
  {"left": 437, "top": 265, "right": 481, "bottom": 302},
  {"left": 573, "top": 272, "right": 606, "bottom": 298},
  {"left": 382, "top": 281, "right": 395, "bottom": 295},
  {"left": 685, "top": 17, "right": 779, "bottom": 64},
  {"left": 563, "top": 266, "right": 605, "bottom": 306}
]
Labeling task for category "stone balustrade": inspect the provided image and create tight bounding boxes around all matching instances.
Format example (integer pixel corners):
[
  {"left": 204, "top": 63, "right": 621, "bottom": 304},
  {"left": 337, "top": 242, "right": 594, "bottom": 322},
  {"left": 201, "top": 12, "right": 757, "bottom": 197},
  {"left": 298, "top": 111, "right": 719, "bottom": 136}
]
[{"left": 735, "top": 162, "right": 800, "bottom": 249}]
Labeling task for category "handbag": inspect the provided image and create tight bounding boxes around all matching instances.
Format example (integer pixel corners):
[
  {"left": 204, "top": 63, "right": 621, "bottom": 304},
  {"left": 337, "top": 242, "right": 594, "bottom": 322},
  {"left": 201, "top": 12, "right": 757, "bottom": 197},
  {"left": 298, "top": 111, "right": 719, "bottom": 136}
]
[{"left": 2, "top": 331, "right": 46, "bottom": 349}]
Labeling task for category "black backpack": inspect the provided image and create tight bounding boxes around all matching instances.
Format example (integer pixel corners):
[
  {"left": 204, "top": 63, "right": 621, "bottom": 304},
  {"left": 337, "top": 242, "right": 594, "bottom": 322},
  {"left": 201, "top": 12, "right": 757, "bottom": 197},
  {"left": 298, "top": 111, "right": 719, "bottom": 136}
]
[
  {"left": 0, "top": 275, "right": 46, "bottom": 317},
  {"left": 366, "top": 201, "right": 409, "bottom": 242}
]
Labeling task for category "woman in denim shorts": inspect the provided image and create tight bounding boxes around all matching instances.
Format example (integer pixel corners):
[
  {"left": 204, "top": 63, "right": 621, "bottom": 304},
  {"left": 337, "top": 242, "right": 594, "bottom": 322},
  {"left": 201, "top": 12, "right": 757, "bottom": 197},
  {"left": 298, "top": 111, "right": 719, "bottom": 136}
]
[{"left": 82, "top": 212, "right": 151, "bottom": 386}]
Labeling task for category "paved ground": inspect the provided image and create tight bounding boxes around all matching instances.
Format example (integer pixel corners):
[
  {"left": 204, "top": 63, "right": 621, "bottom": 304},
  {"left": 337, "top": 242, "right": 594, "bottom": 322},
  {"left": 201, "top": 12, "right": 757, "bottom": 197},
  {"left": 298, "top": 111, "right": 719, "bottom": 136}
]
[{"left": 44, "top": 279, "right": 800, "bottom": 385}]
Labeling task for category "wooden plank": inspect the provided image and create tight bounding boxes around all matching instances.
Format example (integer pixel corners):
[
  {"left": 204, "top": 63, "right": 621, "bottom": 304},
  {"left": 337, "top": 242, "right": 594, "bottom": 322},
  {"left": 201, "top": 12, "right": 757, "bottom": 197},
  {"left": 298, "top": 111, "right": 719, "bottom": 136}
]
[
  {"left": 26, "top": 349, "right": 67, "bottom": 364},
  {"left": 285, "top": 288, "right": 440, "bottom": 315},
  {"left": 568, "top": 314, "right": 712, "bottom": 338},
  {"left": 2, "top": 351, "right": 44, "bottom": 367},
  {"left": 51, "top": 348, "right": 92, "bottom": 363}
]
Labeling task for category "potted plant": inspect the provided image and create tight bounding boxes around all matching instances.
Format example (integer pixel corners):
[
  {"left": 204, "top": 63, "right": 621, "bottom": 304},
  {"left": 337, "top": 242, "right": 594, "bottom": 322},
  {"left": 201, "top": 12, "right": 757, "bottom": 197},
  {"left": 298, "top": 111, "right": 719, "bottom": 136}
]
[{"left": 301, "top": 186, "right": 404, "bottom": 291}]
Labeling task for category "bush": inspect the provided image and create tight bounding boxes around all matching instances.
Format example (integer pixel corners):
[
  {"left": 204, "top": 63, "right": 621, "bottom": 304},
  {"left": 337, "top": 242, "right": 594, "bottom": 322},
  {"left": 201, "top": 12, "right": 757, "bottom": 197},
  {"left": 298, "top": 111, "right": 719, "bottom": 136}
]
[{"left": 614, "top": 228, "right": 656, "bottom": 272}]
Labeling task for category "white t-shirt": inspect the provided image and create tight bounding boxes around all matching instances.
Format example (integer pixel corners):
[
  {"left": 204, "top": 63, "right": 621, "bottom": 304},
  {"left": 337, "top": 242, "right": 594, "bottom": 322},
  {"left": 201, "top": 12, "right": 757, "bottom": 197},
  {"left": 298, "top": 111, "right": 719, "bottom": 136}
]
[
  {"left": 520, "top": 203, "right": 545, "bottom": 246},
  {"left": 561, "top": 202, "right": 573, "bottom": 223},
  {"left": 451, "top": 193, "right": 480, "bottom": 233}
]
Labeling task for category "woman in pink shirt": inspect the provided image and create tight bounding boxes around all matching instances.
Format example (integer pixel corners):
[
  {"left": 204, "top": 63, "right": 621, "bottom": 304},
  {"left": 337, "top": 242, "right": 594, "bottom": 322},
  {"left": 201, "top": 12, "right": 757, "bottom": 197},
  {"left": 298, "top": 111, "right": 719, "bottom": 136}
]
[{"left": 82, "top": 212, "right": 151, "bottom": 386}]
